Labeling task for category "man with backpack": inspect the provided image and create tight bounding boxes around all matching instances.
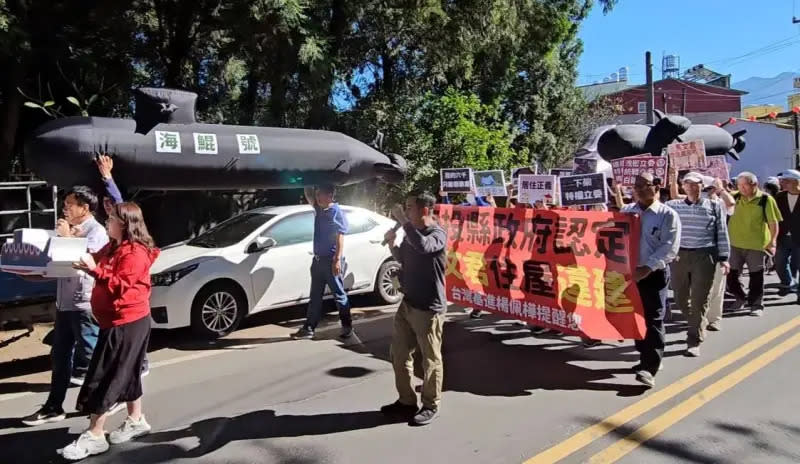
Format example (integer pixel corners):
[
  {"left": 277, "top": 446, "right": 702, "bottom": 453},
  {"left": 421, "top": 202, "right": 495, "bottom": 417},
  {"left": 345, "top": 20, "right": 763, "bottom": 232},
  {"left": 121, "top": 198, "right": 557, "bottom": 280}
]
[{"left": 727, "top": 172, "right": 782, "bottom": 317}]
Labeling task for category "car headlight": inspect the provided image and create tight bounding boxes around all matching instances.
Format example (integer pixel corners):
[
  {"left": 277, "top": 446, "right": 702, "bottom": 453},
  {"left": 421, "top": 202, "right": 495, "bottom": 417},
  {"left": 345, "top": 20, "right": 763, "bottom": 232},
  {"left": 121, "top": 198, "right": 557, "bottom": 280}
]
[{"left": 151, "top": 264, "right": 199, "bottom": 287}]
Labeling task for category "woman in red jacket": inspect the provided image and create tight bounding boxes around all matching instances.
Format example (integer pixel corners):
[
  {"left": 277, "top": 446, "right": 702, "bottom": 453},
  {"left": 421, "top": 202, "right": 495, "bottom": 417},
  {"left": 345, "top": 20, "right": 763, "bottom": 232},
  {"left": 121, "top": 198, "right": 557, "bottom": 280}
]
[{"left": 61, "top": 202, "right": 159, "bottom": 461}]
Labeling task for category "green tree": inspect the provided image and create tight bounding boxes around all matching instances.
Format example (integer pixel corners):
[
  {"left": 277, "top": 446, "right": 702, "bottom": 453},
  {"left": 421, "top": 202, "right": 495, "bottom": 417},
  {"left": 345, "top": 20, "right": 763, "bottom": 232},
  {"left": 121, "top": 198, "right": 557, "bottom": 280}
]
[{"left": 0, "top": 0, "right": 620, "bottom": 239}]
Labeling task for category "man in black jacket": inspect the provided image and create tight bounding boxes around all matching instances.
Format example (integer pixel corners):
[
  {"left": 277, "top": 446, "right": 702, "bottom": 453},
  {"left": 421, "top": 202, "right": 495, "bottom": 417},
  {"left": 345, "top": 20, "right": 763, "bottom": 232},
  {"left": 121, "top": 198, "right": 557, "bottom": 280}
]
[
  {"left": 380, "top": 192, "right": 448, "bottom": 426},
  {"left": 775, "top": 169, "right": 800, "bottom": 301}
]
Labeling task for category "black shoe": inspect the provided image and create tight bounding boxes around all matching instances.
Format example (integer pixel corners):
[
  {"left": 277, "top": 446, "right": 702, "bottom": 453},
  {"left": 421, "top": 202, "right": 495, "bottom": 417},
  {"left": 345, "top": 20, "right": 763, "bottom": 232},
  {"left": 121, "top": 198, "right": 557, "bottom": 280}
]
[
  {"left": 470, "top": 310, "right": 482, "bottom": 319},
  {"left": 412, "top": 407, "right": 439, "bottom": 426},
  {"left": 22, "top": 406, "right": 66, "bottom": 426},
  {"left": 339, "top": 326, "right": 354, "bottom": 339},
  {"left": 291, "top": 327, "right": 314, "bottom": 340},
  {"left": 530, "top": 326, "right": 549, "bottom": 335},
  {"left": 380, "top": 401, "right": 418, "bottom": 417}
]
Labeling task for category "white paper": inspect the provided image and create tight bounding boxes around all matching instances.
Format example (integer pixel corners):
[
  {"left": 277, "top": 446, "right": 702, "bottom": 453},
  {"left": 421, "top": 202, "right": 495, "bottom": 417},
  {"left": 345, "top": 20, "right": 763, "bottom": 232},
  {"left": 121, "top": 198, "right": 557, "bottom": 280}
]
[{"left": 47, "top": 236, "right": 88, "bottom": 263}]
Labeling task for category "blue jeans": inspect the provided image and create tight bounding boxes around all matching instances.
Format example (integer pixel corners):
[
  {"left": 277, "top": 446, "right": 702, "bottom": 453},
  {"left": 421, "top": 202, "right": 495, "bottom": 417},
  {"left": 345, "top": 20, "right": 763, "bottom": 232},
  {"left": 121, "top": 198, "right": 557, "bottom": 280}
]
[
  {"left": 775, "top": 235, "right": 800, "bottom": 288},
  {"left": 45, "top": 310, "right": 98, "bottom": 411},
  {"left": 304, "top": 256, "right": 351, "bottom": 331}
]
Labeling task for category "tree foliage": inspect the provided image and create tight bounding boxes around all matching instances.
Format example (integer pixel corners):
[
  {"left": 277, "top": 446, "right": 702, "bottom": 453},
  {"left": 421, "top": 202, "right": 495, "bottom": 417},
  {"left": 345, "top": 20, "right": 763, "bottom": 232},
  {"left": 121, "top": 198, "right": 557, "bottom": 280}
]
[{"left": 0, "top": 0, "right": 617, "bottom": 230}]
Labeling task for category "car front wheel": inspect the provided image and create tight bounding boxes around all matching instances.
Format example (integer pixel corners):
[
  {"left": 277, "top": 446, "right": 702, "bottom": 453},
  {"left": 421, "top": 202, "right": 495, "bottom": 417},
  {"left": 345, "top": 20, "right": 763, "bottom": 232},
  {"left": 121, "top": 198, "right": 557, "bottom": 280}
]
[
  {"left": 190, "top": 282, "right": 246, "bottom": 339},
  {"left": 374, "top": 260, "right": 402, "bottom": 305}
]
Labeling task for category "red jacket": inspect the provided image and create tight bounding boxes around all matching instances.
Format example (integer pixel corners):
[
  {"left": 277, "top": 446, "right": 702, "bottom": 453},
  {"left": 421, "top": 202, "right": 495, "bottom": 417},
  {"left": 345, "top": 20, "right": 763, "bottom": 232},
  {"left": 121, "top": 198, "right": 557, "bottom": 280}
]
[{"left": 89, "top": 241, "right": 160, "bottom": 329}]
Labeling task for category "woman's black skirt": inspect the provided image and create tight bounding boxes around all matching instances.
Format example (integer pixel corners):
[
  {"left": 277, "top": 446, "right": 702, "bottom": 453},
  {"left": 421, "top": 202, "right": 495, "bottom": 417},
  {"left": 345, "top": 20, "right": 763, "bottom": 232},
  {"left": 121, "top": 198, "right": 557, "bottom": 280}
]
[{"left": 77, "top": 315, "right": 150, "bottom": 415}]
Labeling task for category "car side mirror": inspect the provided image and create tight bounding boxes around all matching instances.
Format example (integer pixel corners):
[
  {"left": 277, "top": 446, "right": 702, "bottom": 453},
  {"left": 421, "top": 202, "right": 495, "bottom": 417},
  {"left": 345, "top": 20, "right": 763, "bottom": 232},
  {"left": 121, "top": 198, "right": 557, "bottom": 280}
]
[{"left": 248, "top": 236, "right": 276, "bottom": 253}]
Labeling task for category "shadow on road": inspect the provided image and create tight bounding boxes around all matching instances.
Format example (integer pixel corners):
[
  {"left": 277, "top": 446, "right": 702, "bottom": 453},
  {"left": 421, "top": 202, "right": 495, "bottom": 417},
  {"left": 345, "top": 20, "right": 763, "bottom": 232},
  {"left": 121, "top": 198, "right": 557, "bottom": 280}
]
[
  {"left": 0, "top": 424, "right": 75, "bottom": 464},
  {"left": 327, "top": 366, "right": 375, "bottom": 378},
  {"left": 118, "top": 409, "right": 401, "bottom": 463},
  {"left": 340, "top": 311, "right": 684, "bottom": 399},
  {"left": 569, "top": 416, "right": 800, "bottom": 464},
  {"left": 0, "top": 409, "right": 403, "bottom": 463},
  {"left": 575, "top": 418, "right": 723, "bottom": 464},
  {"left": 0, "top": 381, "right": 50, "bottom": 394}
]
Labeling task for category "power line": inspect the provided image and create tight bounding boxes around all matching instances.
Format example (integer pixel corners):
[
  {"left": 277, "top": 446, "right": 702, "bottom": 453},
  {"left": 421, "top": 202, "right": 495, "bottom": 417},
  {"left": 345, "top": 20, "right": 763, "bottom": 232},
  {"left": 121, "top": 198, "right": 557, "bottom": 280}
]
[
  {"left": 702, "top": 34, "right": 800, "bottom": 67},
  {"left": 746, "top": 88, "right": 798, "bottom": 104}
]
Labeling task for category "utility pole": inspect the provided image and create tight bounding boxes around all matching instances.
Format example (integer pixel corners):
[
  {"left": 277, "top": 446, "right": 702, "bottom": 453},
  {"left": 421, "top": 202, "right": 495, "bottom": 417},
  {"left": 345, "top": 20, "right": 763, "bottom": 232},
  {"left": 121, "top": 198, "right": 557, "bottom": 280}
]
[
  {"left": 646, "top": 51, "right": 654, "bottom": 124},
  {"left": 794, "top": 112, "right": 799, "bottom": 169},
  {"left": 681, "top": 88, "right": 687, "bottom": 116}
]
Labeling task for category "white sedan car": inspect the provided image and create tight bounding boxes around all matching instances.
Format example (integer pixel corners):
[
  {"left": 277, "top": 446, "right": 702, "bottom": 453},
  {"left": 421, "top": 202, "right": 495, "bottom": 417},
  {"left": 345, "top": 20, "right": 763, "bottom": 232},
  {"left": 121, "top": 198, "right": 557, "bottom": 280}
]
[{"left": 148, "top": 205, "right": 401, "bottom": 338}]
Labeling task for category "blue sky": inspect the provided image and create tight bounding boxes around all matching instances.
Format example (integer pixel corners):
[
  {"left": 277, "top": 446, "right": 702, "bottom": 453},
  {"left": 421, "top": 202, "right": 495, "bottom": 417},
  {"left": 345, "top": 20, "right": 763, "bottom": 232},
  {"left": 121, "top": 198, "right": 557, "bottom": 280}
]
[{"left": 577, "top": 0, "right": 800, "bottom": 86}]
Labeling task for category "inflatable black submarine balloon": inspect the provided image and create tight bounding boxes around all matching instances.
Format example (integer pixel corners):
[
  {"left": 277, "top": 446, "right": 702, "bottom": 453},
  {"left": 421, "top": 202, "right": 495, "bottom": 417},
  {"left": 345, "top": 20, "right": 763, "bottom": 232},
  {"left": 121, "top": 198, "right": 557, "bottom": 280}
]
[
  {"left": 25, "top": 88, "right": 407, "bottom": 190},
  {"left": 595, "top": 110, "right": 746, "bottom": 162}
]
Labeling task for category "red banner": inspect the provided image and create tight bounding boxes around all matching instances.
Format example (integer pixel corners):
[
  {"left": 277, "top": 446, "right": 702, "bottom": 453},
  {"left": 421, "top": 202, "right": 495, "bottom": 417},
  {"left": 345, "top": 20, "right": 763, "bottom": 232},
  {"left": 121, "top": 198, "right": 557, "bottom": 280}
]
[{"left": 435, "top": 205, "right": 647, "bottom": 340}]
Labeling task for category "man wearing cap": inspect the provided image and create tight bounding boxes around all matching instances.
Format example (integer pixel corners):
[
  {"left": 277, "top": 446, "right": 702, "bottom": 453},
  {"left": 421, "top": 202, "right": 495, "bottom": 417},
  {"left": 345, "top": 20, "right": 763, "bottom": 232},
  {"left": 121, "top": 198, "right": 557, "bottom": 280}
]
[
  {"left": 727, "top": 172, "right": 783, "bottom": 316},
  {"left": 764, "top": 177, "right": 781, "bottom": 198},
  {"left": 775, "top": 169, "right": 800, "bottom": 301},
  {"left": 622, "top": 172, "right": 681, "bottom": 388},
  {"left": 666, "top": 172, "right": 730, "bottom": 357}
]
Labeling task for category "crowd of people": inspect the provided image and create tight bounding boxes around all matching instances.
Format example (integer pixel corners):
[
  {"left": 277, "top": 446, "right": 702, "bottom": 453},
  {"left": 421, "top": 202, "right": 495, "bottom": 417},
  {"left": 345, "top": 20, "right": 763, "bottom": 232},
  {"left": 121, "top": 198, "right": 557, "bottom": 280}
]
[
  {"left": 15, "top": 153, "right": 800, "bottom": 457},
  {"left": 427, "top": 167, "right": 799, "bottom": 389}
]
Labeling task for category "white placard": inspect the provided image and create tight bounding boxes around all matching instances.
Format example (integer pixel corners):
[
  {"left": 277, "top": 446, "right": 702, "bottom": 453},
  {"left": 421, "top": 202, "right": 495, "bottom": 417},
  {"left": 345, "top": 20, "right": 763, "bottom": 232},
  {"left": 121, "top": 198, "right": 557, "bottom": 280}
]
[
  {"left": 236, "top": 134, "right": 261, "bottom": 154},
  {"left": 193, "top": 133, "right": 218, "bottom": 155},
  {"left": 517, "top": 174, "right": 556, "bottom": 205},
  {"left": 473, "top": 170, "right": 508, "bottom": 197},
  {"left": 155, "top": 131, "right": 181, "bottom": 153}
]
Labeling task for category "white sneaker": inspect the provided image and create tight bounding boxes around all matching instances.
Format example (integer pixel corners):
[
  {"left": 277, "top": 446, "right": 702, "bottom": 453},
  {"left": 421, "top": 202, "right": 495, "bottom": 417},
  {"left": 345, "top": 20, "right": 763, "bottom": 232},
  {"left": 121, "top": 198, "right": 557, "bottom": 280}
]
[
  {"left": 59, "top": 431, "right": 109, "bottom": 461},
  {"left": 108, "top": 416, "right": 151, "bottom": 444},
  {"left": 69, "top": 376, "right": 85, "bottom": 387}
]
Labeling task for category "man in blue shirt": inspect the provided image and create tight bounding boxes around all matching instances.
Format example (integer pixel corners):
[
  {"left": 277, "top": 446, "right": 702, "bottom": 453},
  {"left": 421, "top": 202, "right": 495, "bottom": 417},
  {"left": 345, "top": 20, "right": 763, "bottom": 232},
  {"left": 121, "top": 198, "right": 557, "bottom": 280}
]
[
  {"left": 622, "top": 173, "right": 681, "bottom": 388},
  {"left": 292, "top": 185, "right": 352, "bottom": 340}
]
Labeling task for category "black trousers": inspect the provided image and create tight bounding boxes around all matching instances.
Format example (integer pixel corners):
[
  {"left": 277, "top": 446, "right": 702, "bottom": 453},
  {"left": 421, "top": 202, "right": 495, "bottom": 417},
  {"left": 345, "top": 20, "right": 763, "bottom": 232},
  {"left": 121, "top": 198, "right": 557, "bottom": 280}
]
[{"left": 634, "top": 270, "right": 667, "bottom": 376}]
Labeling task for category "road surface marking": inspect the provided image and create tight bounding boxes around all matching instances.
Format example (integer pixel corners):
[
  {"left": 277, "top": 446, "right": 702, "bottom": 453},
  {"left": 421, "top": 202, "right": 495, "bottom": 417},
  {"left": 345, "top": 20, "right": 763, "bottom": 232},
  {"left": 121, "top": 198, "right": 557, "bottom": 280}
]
[
  {"left": 523, "top": 315, "right": 800, "bottom": 464},
  {"left": 589, "top": 329, "right": 800, "bottom": 463}
]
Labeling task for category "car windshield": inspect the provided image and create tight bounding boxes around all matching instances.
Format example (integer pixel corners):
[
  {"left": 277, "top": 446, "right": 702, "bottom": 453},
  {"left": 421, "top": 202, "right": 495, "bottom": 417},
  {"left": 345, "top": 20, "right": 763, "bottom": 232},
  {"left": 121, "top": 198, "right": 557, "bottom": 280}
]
[{"left": 187, "top": 213, "right": 276, "bottom": 248}]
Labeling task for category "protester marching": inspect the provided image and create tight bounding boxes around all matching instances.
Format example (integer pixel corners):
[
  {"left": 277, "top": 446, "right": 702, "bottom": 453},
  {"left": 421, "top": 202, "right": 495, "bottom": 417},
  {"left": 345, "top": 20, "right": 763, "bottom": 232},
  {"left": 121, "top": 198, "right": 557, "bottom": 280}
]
[{"left": 3, "top": 132, "right": 798, "bottom": 461}]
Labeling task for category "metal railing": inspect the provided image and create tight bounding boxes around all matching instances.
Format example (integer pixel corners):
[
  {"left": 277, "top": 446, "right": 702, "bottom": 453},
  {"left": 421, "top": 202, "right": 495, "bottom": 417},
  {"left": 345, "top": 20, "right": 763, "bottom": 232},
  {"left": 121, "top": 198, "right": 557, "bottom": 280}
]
[{"left": 0, "top": 181, "right": 58, "bottom": 239}]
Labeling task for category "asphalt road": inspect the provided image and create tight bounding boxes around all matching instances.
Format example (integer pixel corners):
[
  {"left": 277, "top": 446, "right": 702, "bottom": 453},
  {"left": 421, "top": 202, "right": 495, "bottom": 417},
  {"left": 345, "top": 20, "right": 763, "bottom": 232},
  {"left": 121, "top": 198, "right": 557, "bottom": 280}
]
[{"left": 1, "top": 280, "right": 800, "bottom": 464}]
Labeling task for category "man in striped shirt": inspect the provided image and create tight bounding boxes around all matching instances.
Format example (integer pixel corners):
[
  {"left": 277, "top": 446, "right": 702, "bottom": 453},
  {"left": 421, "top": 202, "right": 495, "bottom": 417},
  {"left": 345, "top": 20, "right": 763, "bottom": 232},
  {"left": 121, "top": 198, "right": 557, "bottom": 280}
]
[{"left": 666, "top": 172, "right": 730, "bottom": 357}]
